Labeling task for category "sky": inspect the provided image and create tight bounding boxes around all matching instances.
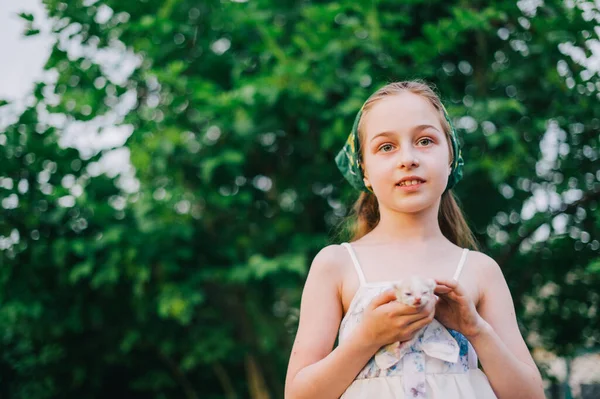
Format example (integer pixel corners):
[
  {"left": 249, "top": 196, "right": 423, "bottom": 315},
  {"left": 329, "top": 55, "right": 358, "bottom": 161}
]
[
  {"left": 0, "top": 0, "right": 53, "bottom": 101},
  {"left": 0, "top": 0, "right": 137, "bottom": 186}
]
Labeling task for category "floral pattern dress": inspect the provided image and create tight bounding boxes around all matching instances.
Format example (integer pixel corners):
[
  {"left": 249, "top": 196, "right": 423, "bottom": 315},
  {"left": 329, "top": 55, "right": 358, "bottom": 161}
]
[{"left": 338, "top": 243, "right": 498, "bottom": 399}]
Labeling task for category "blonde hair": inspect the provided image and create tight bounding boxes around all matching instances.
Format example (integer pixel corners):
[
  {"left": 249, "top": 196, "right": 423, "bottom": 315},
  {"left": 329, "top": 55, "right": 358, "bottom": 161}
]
[{"left": 336, "top": 80, "right": 479, "bottom": 250}]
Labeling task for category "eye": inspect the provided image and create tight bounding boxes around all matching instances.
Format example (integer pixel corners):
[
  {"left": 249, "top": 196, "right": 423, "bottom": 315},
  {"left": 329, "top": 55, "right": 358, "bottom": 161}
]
[
  {"left": 404, "top": 292, "right": 412, "bottom": 296},
  {"left": 378, "top": 143, "right": 394, "bottom": 152},
  {"left": 417, "top": 138, "right": 433, "bottom": 146},
  {"left": 422, "top": 291, "right": 429, "bottom": 295}
]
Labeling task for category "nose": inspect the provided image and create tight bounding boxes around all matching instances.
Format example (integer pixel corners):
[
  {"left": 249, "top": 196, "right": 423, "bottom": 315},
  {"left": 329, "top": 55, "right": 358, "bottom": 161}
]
[
  {"left": 396, "top": 147, "right": 419, "bottom": 169},
  {"left": 414, "top": 297, "right": 421, "bottom": 305}
]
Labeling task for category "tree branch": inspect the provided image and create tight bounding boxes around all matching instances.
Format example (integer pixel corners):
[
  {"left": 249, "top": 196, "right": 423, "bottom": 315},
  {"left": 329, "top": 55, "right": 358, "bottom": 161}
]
[
  {"left": 156, "top": 350, "right": 199, "bottom": 399},
  {"left": 212, "top": 361, "right": 238, "bottom": 399}
]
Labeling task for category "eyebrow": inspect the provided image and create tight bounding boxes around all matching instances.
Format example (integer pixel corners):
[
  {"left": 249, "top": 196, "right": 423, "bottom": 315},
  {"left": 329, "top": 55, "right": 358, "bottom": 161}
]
[{"left": 369, "top": 124, "right": 441, "bottom": 143}]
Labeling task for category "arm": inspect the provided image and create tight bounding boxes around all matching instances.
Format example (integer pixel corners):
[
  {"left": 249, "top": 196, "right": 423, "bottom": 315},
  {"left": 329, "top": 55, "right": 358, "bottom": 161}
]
[
  {"left": 469, "top": 253, "right": 545, "bottom": 399},
  {"left": 284, "top": 245, "right": 380, "bottom": 399}
]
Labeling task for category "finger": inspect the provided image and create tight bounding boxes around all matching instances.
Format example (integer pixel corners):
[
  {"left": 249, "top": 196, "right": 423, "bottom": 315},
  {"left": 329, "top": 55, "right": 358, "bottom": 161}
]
[
  {"left": 435, "top": 294, "right": 451, "bottom": 305},
  {"left": 402, "top": 300, "right": 434, "bottom": 320},
  {"left": 435, "top": 289, "right": 462, "bottom": 303},
  {"left": 437, "top": 291, "right": 469, "bottom": 309},
  {"left": 407, "top": 312, "right": 434, "bottom": 332},
  {"left": 436, "top": 278, "right": 458, "bottom": 288},
  {"left": 401, "top": 311, "right": 430, "bottom": 325},
  {"left": 445, "top": 290, "right": 466, "bottom": 303},
  {"left": 434, "top": 285, "right": 453, "bottom": 295},
  {"left": 390, "top": 301, "right": 424, "bottom": 316},
  {"left": 435, "top": 278, "right": 466, "bottom": 294},
  {"left": 369, "top": 289, "right": 398, "bottom": 309},
  {"left": 422, "top": 300, "right": 436, "bottom": 316}
]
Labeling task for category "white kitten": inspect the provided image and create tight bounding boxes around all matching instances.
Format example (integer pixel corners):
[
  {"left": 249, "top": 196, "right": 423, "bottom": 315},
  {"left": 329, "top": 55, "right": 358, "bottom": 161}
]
[
  {"left": 375, "top": 276, "right": 462, "bottom": 370},
  {"left": 393, "top": 276, "right": 436, "bottom": 308},
  {"left": 374, "top": 276, "right": 436, "bottom": 369}
]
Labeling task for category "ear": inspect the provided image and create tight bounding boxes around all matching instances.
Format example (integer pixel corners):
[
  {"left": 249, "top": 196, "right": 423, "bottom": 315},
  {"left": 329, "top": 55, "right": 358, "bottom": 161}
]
[
  {"left": 426, "top": 278, "right": 436, "bottom": 290},
  {"left": 361, "top": 167, "right": 372, "bottom": 189}
]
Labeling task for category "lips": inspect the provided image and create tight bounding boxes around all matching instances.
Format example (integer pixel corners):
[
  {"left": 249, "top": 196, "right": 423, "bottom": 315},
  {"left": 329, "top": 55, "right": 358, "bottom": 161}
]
[
  {"left": 396, "top": 177, "right": 426, "bottom": 187},
  {"left": 396, "top": 175, "right": 425, "bottom": 183}
]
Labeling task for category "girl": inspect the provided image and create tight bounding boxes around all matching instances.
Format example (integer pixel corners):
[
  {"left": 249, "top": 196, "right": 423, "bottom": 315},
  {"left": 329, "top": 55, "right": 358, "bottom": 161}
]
[{"left": 284, "top": 81, "right": 545, "bottom": 399}]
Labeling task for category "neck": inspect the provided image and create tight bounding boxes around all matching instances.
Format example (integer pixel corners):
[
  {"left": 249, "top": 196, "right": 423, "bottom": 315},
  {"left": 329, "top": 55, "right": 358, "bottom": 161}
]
[{"left": 367, "top": 199, "right": 446, "bottom": 246}]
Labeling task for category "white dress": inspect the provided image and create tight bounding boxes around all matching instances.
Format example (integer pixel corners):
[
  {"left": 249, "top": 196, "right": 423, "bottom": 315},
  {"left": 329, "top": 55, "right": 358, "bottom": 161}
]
[{"left": 338, "top": 242, "right": 498, "bottom": 399}]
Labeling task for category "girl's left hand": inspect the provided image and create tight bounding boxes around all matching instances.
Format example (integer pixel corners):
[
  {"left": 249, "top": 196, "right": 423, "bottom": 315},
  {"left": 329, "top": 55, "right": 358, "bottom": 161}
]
[{"left": 434, "top": 278, "right": 487, "bottom": 339}]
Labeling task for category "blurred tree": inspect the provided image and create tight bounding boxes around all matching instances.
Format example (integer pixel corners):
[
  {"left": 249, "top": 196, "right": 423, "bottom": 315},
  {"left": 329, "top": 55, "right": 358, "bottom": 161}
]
[{"left": 0, "top": 0, "right": 599, "bottom": 398}]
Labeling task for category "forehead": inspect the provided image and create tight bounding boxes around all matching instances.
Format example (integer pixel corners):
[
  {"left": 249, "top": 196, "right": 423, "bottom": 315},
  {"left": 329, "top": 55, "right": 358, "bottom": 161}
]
[
  {"left": 361, "top": 92, "right": 443, "bottom": 140},
  {"left": 401, "top": 276, "right": 429, "bottom": 289}
]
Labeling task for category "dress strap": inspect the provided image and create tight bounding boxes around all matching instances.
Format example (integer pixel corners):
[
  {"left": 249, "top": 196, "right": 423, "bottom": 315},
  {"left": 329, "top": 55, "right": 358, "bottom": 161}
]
[
  {"left": 452, "top": 248, "right": 470, "bottom": 281},
  {"left": 341, "top": 242, "right": 367, "bottom": 285}
]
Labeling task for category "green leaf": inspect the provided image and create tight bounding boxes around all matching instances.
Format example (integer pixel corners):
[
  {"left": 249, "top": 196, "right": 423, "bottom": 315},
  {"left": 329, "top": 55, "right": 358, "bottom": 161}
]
[
  {"left": 69, "top": 260, "right": 94, "bottom": 284},
  {"left": 24, "top": 29, "right": 41, "bottom": 37},
  {"left": 18, "top": 12, "right": 34, "bottom": 22}
]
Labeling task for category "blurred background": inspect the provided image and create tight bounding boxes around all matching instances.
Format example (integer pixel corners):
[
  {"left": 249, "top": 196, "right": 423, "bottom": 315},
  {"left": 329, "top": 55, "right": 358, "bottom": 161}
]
[{"left": 0, "top": 0, "right": 599, "bottom": 398}]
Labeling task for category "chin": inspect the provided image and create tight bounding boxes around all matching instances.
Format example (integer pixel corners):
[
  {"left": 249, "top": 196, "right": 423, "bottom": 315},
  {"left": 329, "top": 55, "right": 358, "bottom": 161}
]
[
  {"left": 396, "top": 189, "right": 444, "bottom": 209},
  {"left": 392, "top": 199, "right": 437, "bottom": 214},
  {"left": 376, "top": 186, "right": 444, "bottom": 213}
]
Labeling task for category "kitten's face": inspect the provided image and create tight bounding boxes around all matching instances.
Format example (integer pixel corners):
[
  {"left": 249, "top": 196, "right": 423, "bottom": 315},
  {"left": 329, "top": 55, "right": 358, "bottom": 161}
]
[{"left": 394, "top": 276, "right": 436, "bottom": 307}]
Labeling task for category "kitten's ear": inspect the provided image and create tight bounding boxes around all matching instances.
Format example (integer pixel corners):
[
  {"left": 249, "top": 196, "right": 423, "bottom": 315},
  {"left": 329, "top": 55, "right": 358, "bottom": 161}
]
[{"left": 426, "top": 278, "right": 436, "bottom": 290}]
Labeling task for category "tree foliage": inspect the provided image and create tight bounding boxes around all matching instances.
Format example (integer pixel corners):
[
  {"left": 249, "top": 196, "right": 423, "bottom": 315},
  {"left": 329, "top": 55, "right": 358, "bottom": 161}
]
[{"left": 1, "top": 0, "right": 599, "bottom": 397}]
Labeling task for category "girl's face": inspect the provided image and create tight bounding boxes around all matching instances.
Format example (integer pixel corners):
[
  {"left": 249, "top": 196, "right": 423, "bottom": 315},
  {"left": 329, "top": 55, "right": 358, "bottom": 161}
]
[{"left": 360, "top": 92, "right": 452, "bottom": 214}]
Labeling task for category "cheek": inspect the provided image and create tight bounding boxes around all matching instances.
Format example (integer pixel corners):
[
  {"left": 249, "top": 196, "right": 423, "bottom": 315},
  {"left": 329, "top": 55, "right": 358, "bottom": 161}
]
[
  {"left": 432, "top": 146, "right": 451, "bottom": 165},
  {"left": 364, "top": 157, "right": 394, "bottom": 181},
  {"left": 429, "top": 153, "right": 452, "bottom": 179}
]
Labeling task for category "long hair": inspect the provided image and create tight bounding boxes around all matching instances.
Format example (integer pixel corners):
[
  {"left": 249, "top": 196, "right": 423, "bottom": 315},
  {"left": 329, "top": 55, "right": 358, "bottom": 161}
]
[{"left": 336, "top": 80, "right": 479, "bottom": 250}]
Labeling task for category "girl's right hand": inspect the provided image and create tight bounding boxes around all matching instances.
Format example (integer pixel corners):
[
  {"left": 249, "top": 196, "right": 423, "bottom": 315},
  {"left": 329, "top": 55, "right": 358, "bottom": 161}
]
[{"left": 357, "top": 289, "right": 436, "bottom": 349}]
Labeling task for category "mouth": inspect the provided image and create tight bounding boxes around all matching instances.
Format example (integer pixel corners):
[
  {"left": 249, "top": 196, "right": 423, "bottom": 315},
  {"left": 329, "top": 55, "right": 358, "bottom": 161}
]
[{"left": 396, "top": 179, "right": 426, "bottom": 189}]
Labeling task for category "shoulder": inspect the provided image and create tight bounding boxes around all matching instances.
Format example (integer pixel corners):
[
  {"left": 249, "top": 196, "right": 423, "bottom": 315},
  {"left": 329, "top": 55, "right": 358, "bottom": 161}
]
[
  {"left": 466, "top": 250, "right": 504, "bottom": 278},
  {"left": 465, "top": 250, "right": 506, "bottom": 302},
  {"left": 295, "top": 245, "right": 348, "bottom": 334},
  {"left": 467, "top": 249, "right": 500, "bottom": 273},
  {"left": 313, "top": 243, "right": 348, "bottom": 263},
  {"left": 307, "top": 244, "right": 348, "bottom": 282}
]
